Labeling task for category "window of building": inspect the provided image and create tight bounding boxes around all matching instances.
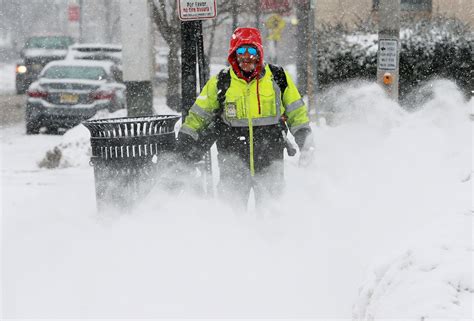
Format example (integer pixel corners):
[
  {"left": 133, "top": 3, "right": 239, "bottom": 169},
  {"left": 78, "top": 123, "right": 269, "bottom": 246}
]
[{"left": 373, "top": 0, "right": 432, "bottom": 11}]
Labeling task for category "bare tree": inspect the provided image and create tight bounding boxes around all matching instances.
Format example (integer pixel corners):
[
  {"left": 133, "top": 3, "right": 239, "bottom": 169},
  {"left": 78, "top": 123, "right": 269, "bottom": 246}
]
[
  {"left": 150, "top": 0, "right": 235, "bottom": 110},
  {"left": 203, "top": 2, "right": 233, "bottom": 62},
  {"left": 149, "top": 0, "right": 182, "bottom": 110},
  {"left": 150, "top": 0, "right": 258, "bottom": 110},
  {"left": 203, "top": 0, "right": 261, "bottom": 62}
]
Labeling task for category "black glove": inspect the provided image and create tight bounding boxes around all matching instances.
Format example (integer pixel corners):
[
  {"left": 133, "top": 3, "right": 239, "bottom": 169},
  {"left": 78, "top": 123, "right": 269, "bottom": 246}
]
[
  {"left": 175, "top": 131, "right": 204, "bottom": 163},
  {"left": 294, "top": 128, "right": 315, "bottom": 167},
  {"left": 294, "top": 128, "right": 312, "bottom": 150}
]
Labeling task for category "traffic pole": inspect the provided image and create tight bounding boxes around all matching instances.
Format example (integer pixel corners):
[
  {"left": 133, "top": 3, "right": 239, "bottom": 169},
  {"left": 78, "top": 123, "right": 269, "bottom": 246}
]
[
  {"left": 196, "top": 21, "right": 214, "bottom": 197},
  {"left": 180, "top": 20, "right": 197, "bottom": 118},
  {"left": 377, "top": 0, "right": 400, "bottom": 101},
  {"left": 178, "top": 0, "right": 217, "bottom": 197},
  {"left": 296, "top": 1, "right": 310, "bottom": 95},
  {"left": 196, "top": 22, "right": 208, "bottom": 88},
  {"left": 180, "top": 20, "right": 214, "bottom": 197}
]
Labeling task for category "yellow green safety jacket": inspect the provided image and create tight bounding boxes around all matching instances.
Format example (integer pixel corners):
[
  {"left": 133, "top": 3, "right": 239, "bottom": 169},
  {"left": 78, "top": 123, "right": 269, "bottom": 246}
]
[{"left": 180, "top": 64, "right": 310, "bottom": 175}]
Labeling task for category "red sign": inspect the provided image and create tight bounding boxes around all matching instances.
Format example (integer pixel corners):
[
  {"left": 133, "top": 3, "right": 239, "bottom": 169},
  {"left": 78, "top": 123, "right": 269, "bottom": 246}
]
[
  {"left": 260, "top": 0, "right": 291, "bottom": 13},
  {"left": 68, "top": 5, "right": 80, "bottom": 22}
]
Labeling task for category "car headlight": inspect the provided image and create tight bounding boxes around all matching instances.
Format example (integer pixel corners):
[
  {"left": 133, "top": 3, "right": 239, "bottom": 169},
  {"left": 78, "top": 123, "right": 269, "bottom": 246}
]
[{"left": 16, "top": 65, "right": 27, "bottom": 73}]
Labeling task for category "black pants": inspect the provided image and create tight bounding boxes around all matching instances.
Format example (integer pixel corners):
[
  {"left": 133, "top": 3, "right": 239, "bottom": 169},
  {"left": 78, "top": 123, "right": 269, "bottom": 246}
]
[{"left": 216, "top": 125, "right": 285, "bottom": 210}]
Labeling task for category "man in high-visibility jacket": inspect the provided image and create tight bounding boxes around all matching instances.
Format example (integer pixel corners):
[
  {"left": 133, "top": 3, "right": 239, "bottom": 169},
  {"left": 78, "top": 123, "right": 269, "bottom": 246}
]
[{"left": 177, "top": 27, "right": 314, "bottom": 208}]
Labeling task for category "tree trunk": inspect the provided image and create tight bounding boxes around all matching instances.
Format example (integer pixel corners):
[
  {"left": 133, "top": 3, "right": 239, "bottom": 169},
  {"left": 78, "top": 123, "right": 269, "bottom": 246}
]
[
  {"left": 296, "top": 2, "right": 310, "bottom": 95},
  {"left": 255, "top": 1, "right": 261, "bottom": 29},
  {"left": 232, "top": 1, "right": 238, "bottom": 31}
]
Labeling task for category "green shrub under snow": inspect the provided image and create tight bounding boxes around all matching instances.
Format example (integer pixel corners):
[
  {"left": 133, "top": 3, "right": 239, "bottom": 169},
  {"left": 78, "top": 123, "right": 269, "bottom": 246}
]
[{"left": 316, "top": 16, "right": 473, "bottom": 102}]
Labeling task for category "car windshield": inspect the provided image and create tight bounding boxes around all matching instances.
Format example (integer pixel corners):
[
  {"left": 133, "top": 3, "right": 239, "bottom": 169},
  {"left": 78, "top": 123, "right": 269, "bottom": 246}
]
[
  {"left": 25, "top": 37, "right": 74, "bottom": 50},
  {"left": 43, "top": 66, "right": 107, "bottom": 80}
]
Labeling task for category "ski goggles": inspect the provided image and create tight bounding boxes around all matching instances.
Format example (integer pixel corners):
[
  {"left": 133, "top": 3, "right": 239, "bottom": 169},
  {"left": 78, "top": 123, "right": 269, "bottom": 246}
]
[{"left": 236, "top": 46, "right": 258, "bottom": 56}]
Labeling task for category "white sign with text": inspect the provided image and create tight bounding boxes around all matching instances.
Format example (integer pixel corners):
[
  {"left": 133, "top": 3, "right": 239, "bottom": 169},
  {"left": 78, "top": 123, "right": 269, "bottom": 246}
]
[
  {"left": 178, "top": 0, "right": 217, "bottom": 21},
  {"left": 378, "top": 39, "right": 398, "bottom": 70}
]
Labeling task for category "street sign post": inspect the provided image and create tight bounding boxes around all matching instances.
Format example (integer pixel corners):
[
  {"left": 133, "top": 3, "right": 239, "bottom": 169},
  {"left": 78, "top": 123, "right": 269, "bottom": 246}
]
[
  {"left": 179, "top": 0, "right": 217, "bottom": 196},
  {"left": 178, "top": 0, "right": 217, "bottom": 21},
  {"left": 265, "top": 14, "right": 286, "bottom": 63},
  {"left": 377, "top": 0, "right": 400, "bottom": 101}
]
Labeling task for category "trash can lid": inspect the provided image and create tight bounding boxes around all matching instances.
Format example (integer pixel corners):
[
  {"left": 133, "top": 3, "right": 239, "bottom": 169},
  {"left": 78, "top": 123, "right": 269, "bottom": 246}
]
[{"left": 82, "top": 114, "right": 181, "bottom": 138}]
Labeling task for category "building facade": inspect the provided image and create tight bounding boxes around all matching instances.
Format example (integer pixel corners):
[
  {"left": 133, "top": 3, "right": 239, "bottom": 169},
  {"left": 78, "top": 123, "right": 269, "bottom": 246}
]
[{"left": 314, "top": 0, "right": 473, "bottom": 28}]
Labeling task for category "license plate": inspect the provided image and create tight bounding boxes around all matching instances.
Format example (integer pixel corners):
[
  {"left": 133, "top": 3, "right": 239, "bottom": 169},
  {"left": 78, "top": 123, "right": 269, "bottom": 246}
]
[
  {"left": 31, "top": 64, "right": 42, "bottom": 71},
  {"left": 60, "top": 93, "right": 79, "bottom": 104}
]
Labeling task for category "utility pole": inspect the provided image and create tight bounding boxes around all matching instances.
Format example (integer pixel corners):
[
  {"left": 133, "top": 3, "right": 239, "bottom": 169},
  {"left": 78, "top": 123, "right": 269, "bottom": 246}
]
[
  {"left": 120, "top": 0, "right": 154, "bottom": 116},
  {"left": 180, "top": 20, "right": 197, "bottom": 117},
  {"left": 296, "top": 0, "right": 310, "bottom": 95},
  {"left": 377, "top": 0, "right": 400, "bottom": 101},
  {"left": 178, "top": 0, "right": 217, "bottom": 197}
]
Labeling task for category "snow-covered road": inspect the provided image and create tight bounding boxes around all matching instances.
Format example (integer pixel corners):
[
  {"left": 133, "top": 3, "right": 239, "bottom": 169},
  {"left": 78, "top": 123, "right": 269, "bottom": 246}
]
[{"left": 1, "top": 80, "right": 472, "bottom": 319}]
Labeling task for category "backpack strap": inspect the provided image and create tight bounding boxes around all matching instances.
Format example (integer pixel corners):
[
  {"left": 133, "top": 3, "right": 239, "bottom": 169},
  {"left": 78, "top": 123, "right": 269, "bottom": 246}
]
[
  {"left": 268, "top": 63, "right": 288, "bottom": 98},
  {"left": 268, "top": 64, "right": 290, "bottom": 131},
  {"left": 217, "top": 68, "right": 231, "bottom": 111},
  {"left": 216, "top": 65, "right": 287, "bottom": 109}
]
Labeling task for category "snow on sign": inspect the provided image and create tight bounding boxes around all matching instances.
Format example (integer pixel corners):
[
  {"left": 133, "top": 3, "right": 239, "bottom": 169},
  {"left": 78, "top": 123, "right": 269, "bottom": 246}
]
[
  {"left": 378, "top": 39, "right": 398, "bottom": 70},
  {"left": 178, "top": 0, "right": 217, "bottom": 21}
]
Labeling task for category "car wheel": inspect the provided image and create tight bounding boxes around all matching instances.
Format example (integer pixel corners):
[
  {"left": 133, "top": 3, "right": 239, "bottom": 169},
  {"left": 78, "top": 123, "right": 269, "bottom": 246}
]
[
  {"left": 108, "top": 100, "right": 121, "bottom": 113},
  {"left": 107, "top": 104, "right": 116, "bottom": 113},
  {"left": 26, "top": 121, "right": 40, "bottom": 135}
]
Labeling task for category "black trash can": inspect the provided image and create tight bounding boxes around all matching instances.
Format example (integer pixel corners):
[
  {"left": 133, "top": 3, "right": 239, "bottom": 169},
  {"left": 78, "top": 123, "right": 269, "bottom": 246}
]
[{"left": 83, "top": 115, "right": 181, "bottom": 211}]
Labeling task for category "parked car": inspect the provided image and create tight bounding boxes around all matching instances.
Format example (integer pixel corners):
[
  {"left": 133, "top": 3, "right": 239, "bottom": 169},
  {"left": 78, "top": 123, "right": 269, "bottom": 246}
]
[
  {"left": 25, "top": 60, "right": 126, "bottom": 134},
  {"left": 16, "top": 35, "right": 75, "bottom": 94},
  {"left": 65, "top": 43, "right": 122, "bottom": 65}
]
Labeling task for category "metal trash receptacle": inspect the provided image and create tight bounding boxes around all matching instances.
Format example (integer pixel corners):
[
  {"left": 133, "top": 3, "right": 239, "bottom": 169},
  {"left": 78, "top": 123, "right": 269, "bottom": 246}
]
[{"left": 82, "top": 115, "right": 181, "bottom": 211}]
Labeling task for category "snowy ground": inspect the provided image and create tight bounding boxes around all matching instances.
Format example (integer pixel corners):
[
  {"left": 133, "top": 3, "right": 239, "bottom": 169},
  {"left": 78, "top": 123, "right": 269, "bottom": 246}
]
[
  {"left": 0, "top": 63, "right": 15, "bottom": 94},
  {"left": 1, "top": 78, "right": 472, "bottom": 320}
]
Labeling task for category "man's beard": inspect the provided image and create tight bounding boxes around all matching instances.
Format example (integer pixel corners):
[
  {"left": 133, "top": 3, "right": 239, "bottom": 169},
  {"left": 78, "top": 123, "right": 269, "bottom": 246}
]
[
  {"left": 238, "top": 62, "right": 257, "bottom": 78},
  {"left": 241, "top": 69, "right": 254, "bottom": 78}
]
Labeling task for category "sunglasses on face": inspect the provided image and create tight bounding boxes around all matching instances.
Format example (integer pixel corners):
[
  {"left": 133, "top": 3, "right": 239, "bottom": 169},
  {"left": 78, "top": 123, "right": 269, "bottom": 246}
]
[{"left": 236, "top": 46, "right": 258, "bottom": 56}]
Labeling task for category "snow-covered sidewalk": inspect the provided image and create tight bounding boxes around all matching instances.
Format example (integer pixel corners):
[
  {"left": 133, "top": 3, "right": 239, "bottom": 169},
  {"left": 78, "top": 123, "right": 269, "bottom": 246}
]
[{"left": 1, "top": 81, "right": 472, "bottom": 320}]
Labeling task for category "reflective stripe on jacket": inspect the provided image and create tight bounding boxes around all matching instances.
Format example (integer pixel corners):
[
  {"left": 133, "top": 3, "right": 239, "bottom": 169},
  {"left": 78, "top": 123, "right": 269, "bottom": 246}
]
[
  {"left": 183, "top": 64, "right": 310, "bottom": 136},
  {"left": 181, "top": 64, "right": 310, "bottom": 175}
]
